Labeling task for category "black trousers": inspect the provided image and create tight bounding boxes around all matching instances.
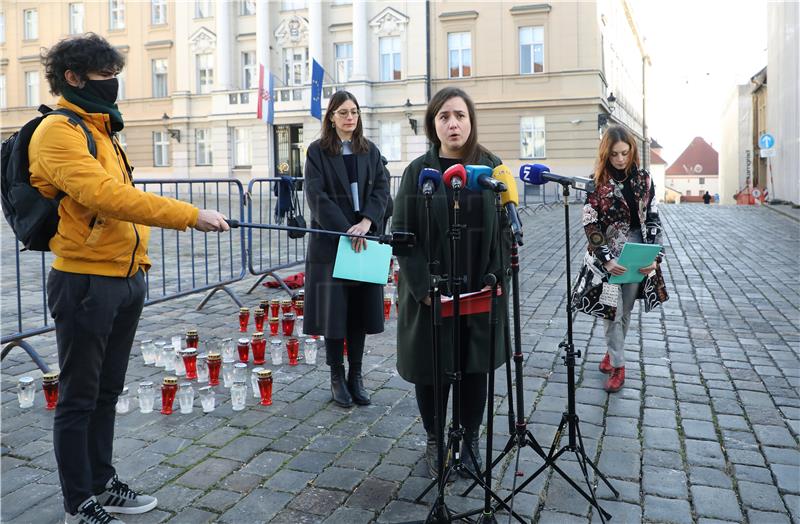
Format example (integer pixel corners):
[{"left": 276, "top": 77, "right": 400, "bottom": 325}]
[
  {"left": 47, "top": 269, "right": 146, "bottom": 514},
  {"left": 416, "top": 373, "right": 488, "bottom": 434},
  {"left": 325, "top": 284, "right": 368, "bottom": 367}
]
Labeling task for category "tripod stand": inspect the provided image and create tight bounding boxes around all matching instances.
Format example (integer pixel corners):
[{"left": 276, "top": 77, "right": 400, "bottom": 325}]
[{"left": 497, "top": 184, "right": 618, "bottom": 523}]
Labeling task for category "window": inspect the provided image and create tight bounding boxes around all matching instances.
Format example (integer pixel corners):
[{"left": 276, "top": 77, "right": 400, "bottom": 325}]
[
  {"left": 242, "top": 51, "right": 256, "bottom": 89},
  {"left": 153, "top": 131, "right": 169, "bottom": 166},
  {"left": 379, "top": 121, "right": 401, "bottom": 161},
  {"left": 23, "top": 9, "right": 38, "bottom": 40},
  {"left": 117, "top": 70, "right": 126, "bottom": 100},
  {"left": 699, "top": 177, "right": 705, "bottom": 185},
  {"left": 194, "top": 0, "right": 211, "bottom": 18},
  {"left": 0, "top": 75, "right": 6, "bottom": 109},
  {"left": 196, "top": 129, "right": 213, "bottom": 165},
  {"left": 109, "top": 0, "right": 125, "bottom": 30},
  {"left": 116, "top": 132, "right": 127, "bottom": 151},
  {"left": 152, "top": 59, "right": 168, "bottom": 98},
  {"left": 282, "top": 47, "right": 308, "bottom": 86},
  {"left": 519, "top": 26, "right": 544, "bottom": 74},
  {"left": 379, "top": 36, "right": 401, "bottom": 81},
  {"left": 334, "top": 43, "right": 353, "bottom": 83},
  {"left": 240, "top": 0, "right": 255, "bottom": 15},
  {"left": 520, "top": 116, "right": 545, "bottom": 158},
  {"left": 0, "top": 11, "right": 5, "bottom": 43},
  {"left": 233, "top": 128, "right": 252, "bottom": 167},
  {"left": 281, "top": 0, "right": 307, "bottom": 10},
  {"left": 197, "top": 54, "right": 214, "bottom": 93},
  {"left": 685, "top": 189, "right": 692, "bottom": 196},
  {"left": 448, "top": 32, "right": 472, "bottom": 78},
  {"left": 69, "top": 4, "right": 84, "bottom": 34},
  {"left": 25, "top": 71, "right": 39, "bottom": 106},
  {"left": 151, "top": 0, "right": 166, "bottom": 24}
]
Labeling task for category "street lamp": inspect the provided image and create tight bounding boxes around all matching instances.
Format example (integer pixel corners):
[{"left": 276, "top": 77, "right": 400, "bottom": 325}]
[
  {"left": 597, "top": 92, "right": 617, "bottom": 131},
  {"left": 404, "top": 99, "right": 418, "bottom": 135},
  {"left": 161, "top": 113, "right": 181, "bottom": 143}
]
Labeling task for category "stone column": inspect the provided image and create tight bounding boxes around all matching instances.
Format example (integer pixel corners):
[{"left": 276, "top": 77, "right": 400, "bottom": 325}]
[
  {"left": 308, "top": 0, "right": 322, "bottom": 69},
  {"left": 352, "top": 0, "right": 367, "bottom": 82},
  {"left": 215, "top": 0, "right": 232, "bottom": 90}
]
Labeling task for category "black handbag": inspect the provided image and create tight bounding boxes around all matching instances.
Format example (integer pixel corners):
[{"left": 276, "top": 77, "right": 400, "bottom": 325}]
[{"left": 287, "top": 187, "right": 306, "bottom": 239}]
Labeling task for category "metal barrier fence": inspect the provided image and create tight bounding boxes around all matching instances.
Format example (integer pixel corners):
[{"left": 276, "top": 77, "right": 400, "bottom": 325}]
[{"left": 1, "top": 178, "right": 247, "bottom": 372}]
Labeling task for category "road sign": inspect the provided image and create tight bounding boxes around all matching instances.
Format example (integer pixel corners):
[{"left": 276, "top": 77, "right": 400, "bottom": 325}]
[
  {"left": 759, "top": 133, "right": 775, "bottom": 150},
  {"left": 760, "top": 148, "right": 776, "bottom": 158}
]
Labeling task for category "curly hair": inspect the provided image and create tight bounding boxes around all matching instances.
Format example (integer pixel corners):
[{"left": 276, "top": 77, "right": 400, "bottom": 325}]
[{"left": 41, "top": 33, "right": 125, "bottom": 95}]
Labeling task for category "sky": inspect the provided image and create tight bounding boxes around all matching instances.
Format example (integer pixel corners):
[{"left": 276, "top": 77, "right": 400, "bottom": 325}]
[{"left": 632, "top": 0, "right": 769, "bottom": 163}]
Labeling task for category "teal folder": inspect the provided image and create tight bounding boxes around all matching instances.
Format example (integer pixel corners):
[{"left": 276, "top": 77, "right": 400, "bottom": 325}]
[
  {"left": 332, "top": 237, "right": 392, "bottom": 285},
  {"left": 608, "top": 243, "right": 662, "bottom": 284}
]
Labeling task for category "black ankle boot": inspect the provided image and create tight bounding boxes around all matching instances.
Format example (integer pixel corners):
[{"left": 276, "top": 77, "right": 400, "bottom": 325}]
[
  {"left": 347, "top": 364, "right": 371, "bottom": 405},
  {"left": 425, "top": 432, "right": 439, "bottom": 478},
  {"left": 329, "top": 364, "right": 353, "bottom": 407},
  {"left": 459, "top": 428, "right": 483, "bottom": 478}
]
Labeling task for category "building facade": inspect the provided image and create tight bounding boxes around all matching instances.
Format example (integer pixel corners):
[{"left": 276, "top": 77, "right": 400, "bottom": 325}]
[
  {"left": 665, "top": 137, "right": 719, "bottom": 203},
  {"left": 1, "top": 0, "right": 648, "bottom": 187}
]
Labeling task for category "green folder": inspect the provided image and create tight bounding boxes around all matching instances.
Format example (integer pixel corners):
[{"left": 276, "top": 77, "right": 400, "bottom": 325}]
[
  {"left": 608, "top": 242, "right": 662, "bottom": 284},
  {"left": 332, "top": 237, "right": 392, "bottom": 285}
]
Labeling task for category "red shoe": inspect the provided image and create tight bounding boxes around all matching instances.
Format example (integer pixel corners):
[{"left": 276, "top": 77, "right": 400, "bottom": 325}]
[
  {"left": 599, "top": 353, "right": 613, "bottom": 374},
  {"left": 604, "top": 367, "right": 625, "bottom": 393}
]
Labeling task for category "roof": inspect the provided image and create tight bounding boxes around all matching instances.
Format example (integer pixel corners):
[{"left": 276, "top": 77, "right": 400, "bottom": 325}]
[
  {"left": 665, "top": 137, "right": 719, "bottom": 175},
  {"left": 650, "top": 150, "right": 667, "bottom": 165},
  {"left": 650, "top": 137, "right": 663, "bottom": 149}
]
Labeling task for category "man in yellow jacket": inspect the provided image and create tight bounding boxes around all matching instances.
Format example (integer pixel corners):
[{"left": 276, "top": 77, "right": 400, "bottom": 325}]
[{"left": 29, "top": 34, "right": 229, "bottom": 524}]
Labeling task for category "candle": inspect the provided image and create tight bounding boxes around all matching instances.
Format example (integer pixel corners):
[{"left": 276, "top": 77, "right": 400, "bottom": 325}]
[
  {"left": 207, "top": 352, "right": 222, "bottom": 386},
  {"left": 42, "top": 372, "right": 59, "bottom": 410},
  {"left": 251, "top": 332, "right": 266, "bottom": 365},
  {"left": 238, "top": 307, "right": 250, "bottom": 332},
  {"left": 160, "top": 376, "right": 178, "bottom": 415},
  {"left": 286, "top": 338, "right": 300, "bottom": 366},
  {"left": 237, "top": 337, "right": 250, "bottom": 363},
  {"left": 254, "top": 307, "right": 266, "bottom": 333},
  {"left": 257, "top": 369, "right": 273, "bottom": 406},
  {"left": 181, "top": 348, "right": 198, "bottom": 380}
]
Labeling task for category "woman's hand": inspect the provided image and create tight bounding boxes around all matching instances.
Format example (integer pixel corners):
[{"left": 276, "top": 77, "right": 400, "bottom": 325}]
[
  {"left": 603, "top": 259, "right": 627, "bottom": 276},
  {"left": 638, "top": 261, "right": 657, "bottom": 275},
  {"left": 347, "top": 217, "right": 372, "bottom": 253}
]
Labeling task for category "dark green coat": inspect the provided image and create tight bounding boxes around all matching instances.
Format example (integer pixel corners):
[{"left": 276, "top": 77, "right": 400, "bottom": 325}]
[{"left": 392, "top": 148, "right": 509, "bottom": 385}]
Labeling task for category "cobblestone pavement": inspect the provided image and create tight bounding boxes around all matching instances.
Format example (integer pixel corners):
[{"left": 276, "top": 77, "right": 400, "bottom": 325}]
[{"left": 2, "top": 204, "right": 798, "bottom": 523}]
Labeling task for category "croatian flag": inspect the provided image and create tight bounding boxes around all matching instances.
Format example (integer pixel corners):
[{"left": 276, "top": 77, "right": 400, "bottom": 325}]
[
  {"left": 310, "top": 59, "right": 324, "bottom": 120},
  {"left": 257, "top": 64, "right": 274, "bottom": 125}
]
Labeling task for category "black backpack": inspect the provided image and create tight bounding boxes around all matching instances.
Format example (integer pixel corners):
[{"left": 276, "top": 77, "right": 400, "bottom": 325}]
[{"left": 1, "top": 105, "right": 97, "bottom": 251}]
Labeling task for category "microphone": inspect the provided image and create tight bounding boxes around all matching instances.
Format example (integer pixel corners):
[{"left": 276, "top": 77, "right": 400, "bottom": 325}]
[
  {"left": 350, "top": 182, "right": 361, "bottom": 212},
  {"left": 519, "top": 163, "right": 596, "bottom": 193},
  {"left": 418, "top": 168, "right": 442, "bottom": 197},
  {"left": 466, "top": 165, "right": 507, "bottom": 192},
  {"left": 492, "top": 164, "right": 524, "bottom": 246},
  {"left": 443, "top": 163, "right": 466, "bottom": 190}
]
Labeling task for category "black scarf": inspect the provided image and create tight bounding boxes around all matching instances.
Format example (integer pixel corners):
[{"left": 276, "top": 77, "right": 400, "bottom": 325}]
[{"left": 62, "top": 85, "right": 125, "bottom": 132}]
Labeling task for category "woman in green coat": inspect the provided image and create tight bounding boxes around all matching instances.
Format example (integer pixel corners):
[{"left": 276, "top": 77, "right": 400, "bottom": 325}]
[{"left": 392, "top": 87, "right": 508, "bottom": 477}]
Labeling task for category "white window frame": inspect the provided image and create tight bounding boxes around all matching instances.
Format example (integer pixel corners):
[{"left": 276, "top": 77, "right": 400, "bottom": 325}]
[
  {"left": 699, "top": 177, "right": 705, "bottom": 185},
  {"left": 153, "top": 131, "right": 170, "bottom": 166},
  {"left": 379, "top": 121, "right": 401, "bottom": 161},
  {"left": 242, "top": 51, "right": 257, "bottom": 89},
  {"left": 109, "top": 0, "right": 125, "bottom": 30},
  {"left": 116, "top": 132, "right": 127, "bottom": 151},
  {"left": 152, "top": 59, "right": 168, "bottom": 98},
  {"left": 448, "top": 32, "right": 472, "bottom": 79},
  {"left": 0, "top": 11, "right": 5, "bottom": 44},
  {"left": 195, "top": 129, "right": 213, "bottom": 166},
  {"left": 379, "top": 36, "right": 401, "bottom": 82},
  {"left": 0, "top": 74, "right": 7, "bottom": 109},
  {"left": 23, "top": 9, "right": 38, "bottom": 40},
  {"left": 282, "top": 47, "right": 308, "bottom": 86},
  {"left": 334, "top": 42, "right": 353, "bottom": 84},
  {"left": 240, "top": 0, "right": 255, "bottom": 15},
  {"left": 194, "top": 0, "right": 212, "bottom": 18},
  {"left": 519, "top": 26, "right": 544, "bottom": 74},
  {"left": 520, "top": 116, "right": 546, "bottom": 159},
  {"left": 69, "top": 3, "right": 84, "bottom": 34},
  {"left": 233, "top": 127, "right": 252, "bottom": 167},
  {"left": 196, "top": 53, "right": 214, "bottom": 94},
  {"left": 151, "top": 0, "right": 167, "bottom": 25},
  {"left": 281, "top": 0, "right": 307, "bottom": 10},
  {"left": 25, "top": 71, "right": 39, "bottom": 107}
]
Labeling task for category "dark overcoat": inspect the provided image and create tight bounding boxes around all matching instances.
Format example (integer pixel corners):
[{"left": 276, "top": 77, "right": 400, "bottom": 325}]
[
  {"left": 392, "top": 147, "right": 508, "bottom": 385},
  {"left": 303, "top": 139, "right": 390, "bottom": 339}
]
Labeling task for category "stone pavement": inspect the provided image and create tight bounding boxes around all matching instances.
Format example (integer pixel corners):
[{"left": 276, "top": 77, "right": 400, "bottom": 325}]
[{"left": 2, "top": 204, "right": 798, "bottom": 523}]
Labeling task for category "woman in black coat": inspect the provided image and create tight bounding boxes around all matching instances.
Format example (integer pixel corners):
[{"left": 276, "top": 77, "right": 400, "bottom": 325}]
[
  {"left": 304, "top": 91, "right": 390, "bottom": 408},
  {"left": 392, "top": 87, "right": 507, "bottom": 477}
]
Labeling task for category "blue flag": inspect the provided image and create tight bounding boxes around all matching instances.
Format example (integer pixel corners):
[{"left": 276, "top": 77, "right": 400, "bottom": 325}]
[{"left": 311, "top": 59, "right": 324, "bottom": 120}]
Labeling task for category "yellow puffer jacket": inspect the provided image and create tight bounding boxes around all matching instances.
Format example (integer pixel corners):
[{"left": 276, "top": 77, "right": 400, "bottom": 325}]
[{"left": 29, "top": 97, "right": 199, "bottom": 277}]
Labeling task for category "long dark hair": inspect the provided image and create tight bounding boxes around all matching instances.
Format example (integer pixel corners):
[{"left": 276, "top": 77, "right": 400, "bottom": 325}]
[
  {"left": 424, "top": 87, "right": 486, "bottom": 164},
  {"left": 594, "top": 125, "right": 639, "bottom": 186},
  {"left": 320, "top": 91, "right": 369, "bottom": 155}
]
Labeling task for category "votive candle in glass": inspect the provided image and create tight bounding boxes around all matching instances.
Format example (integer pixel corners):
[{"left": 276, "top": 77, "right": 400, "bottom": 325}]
[
  {"left": 251, "top": 367, "right": 265, "bottom": 398},
  {"left": 162, "top": 345, "right": 175, "bottom": 372},
  {"left": 171, "top": 335, "right": 183, "bottom": 353},
  {"left": 199, "top": 386, "right": 215, "bottom": 413},
  {"left": 160, "top": 376, "right": 178, "bottom": 415},
  {"left": 251, "top": 332, "right": 266, "bottom": 365},
  {"left": 280, "top": 299, "right": 293, "bottom": 315},
  {"left": 233, "top": 362, "right": 248, "bottom": 384},
  {"left": 269, "top": 299, "right": 280, "bottom": 318},
  {"left": 17, "top": 376, "right": 35, "bottom": 409},
  {"left": 173, "top": 350, "right": 186, "bottom": 377},
  {"left": 182, "top": 348, "right": 198, "bottom": 380},
  {"left": 177, "top": 382, "right": 194, "bottom": 414},
  {"left": 286, "top": 338, "right": 300, "bottom": 366},
  {"left": 42, "top": 372, "right": 59, "bottom": 410},
  {"left": 231, "top": 380, "right": 247, "bottom": 411},
  {"left": 185, "top": 329, "right": 199, "bottom": 349},
  {"left": 196, "top": 354, "right": 209, "bottom": 383},
  {"left": 140, "top": 339, "right": 156, "bottom": 365},
  {"left": 219, "top": 337, "right": 235, "bottom": 361},
  {"left": 222, "top": 358, "right": 235, "bottom": 388},
  {"left": 293, "top": 300, "right": 304, "bottom": 317},
  {"left": 259, "top": 299, "right": 269, "bottom": 314},
  {"left": 154, "top": 340, "right": 168, "bottom": 367},
  {"left": 238, "top": 307, "right": 250, "bottom": 332},
  {"left": 237, "top": 337, "right": 250, "bottom": 363},
  {"left": 303, "top": 338, "right": 318, "bottom": 365},
  {"left": 282, "top": 313, "right": 296, "bottom": 337},
  {"left": 268, "top": 316, "right": 280, "bottom": 337},
  {"left": 270, "top": 338, "right": 283, "bottom": 365},
  {"left": 115, "top": 386, "right": 130, "bottom": 414},
  {"left": 137, "top": 381, "right": 155, "bottom": 413},
  {"left": 257, "top": 369, "right": 273, "bottom": 406},
  {"left": 253, "top": 307, "right": 265, "bottom": 333},
  {"left": 383, "top": 295, "right": 392, "bottom": 320},
  {"left": 207, "top": 352, "right": 222, "bottom": 386}
]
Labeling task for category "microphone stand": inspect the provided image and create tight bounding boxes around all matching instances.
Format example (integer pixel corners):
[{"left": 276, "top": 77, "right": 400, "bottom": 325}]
[{"left": 498, "top": 184, "right": 617, "bottom": 523}]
